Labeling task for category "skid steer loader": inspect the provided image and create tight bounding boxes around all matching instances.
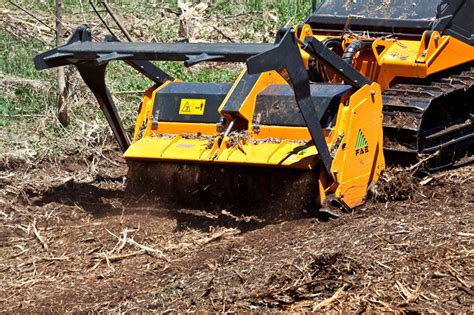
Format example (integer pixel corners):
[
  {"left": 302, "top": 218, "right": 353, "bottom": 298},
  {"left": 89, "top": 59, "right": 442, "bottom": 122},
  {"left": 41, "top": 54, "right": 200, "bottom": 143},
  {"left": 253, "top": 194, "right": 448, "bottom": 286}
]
[{"left": 34, "top": 0, "right": 473, "bottom": 217}]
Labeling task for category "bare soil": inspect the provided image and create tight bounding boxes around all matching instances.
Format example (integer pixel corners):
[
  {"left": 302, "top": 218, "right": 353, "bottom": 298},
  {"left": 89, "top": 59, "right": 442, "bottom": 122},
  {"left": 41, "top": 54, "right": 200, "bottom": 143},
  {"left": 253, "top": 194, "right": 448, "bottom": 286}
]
[
  {"left": 1, "top": 3, "right": 473, "bottom": 312},
  {"left": 0, "top": 149, "right": 472, "bottom": 313}
]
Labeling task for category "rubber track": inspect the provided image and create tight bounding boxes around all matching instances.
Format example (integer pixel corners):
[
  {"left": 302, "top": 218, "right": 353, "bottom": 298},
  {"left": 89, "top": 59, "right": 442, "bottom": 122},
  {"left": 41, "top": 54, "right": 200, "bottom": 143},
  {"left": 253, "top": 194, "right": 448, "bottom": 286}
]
[{"left": 382, "top": 66, "right": 474, "bottom": 166}]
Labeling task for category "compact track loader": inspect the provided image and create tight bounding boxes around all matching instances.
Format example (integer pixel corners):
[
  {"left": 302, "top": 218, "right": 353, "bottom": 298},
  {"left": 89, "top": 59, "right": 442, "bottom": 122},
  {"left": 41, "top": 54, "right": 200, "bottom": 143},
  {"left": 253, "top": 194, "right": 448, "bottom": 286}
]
[{"left": 35, "top": 0, "right": 473, "bottom": 216}]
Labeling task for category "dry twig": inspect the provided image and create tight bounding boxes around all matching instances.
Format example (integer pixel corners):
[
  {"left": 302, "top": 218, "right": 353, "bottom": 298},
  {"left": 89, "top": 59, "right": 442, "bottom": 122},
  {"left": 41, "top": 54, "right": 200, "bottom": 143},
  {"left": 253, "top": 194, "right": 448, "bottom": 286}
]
[
  {"left": 312, "top": 284, "right": 348, "bottom": 310},
  {"left": 32, "top": 220, "right": 48, "bottom": 251}
]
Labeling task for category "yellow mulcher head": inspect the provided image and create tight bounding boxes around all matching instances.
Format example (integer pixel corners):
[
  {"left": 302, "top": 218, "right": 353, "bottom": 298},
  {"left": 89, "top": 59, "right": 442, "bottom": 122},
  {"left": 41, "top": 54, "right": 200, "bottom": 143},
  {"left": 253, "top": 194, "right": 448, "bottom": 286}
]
[{"left": 35, "top": 26, "right": 385, "bottom": 219}]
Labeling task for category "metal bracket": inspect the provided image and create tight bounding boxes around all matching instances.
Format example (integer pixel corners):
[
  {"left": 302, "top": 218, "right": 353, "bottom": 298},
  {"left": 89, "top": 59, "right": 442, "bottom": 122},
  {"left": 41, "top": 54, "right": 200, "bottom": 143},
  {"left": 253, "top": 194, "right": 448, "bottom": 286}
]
[
  {"left": 76, "top": 62, "right": 130, "bottom": 152},
  {"left": 34, "top": 27, "right": 174, "bottom": 84},
  {"left": 246, "top": 29, "right": 334, "bottom": 175},
  {"left": 184, "top": 53, "right": 225, "bottom": 67},
  {"left": 34, "top": 26, "right": 274, "bottom": 71}
]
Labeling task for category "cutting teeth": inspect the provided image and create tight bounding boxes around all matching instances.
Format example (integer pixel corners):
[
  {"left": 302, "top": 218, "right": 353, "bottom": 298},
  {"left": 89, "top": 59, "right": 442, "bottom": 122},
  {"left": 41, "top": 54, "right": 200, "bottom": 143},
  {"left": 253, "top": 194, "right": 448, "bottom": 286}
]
[{"left": 125, "top": 161, "right": 320, "bottom": 223}]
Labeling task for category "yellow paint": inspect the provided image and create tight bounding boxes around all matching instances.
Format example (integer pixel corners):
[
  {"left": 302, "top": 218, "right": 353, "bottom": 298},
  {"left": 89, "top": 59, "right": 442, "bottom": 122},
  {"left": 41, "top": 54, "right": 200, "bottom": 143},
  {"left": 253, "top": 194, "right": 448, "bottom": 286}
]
[
  {"left": 132, "top": 23, "right": 470, "bottom": 209},
  {"left": 151, "top": 121, "right": 218, "bottom": 136},
  {"left": 329, "top": 83, "right": 385, "bottom": 208},
  {"left": 132, "top": 84, "right": 158, "bottom": 143},
  {"left": 124, "top": 135, "right": 318, "bottom": 169},
  {"left": 179, "top": 98, "right": 206, "bottom": 115},
  {"left": 219, "top": 69, "right": 286, "bottom": 122},
  {"left": 370, "top": 32, "right": 474, "bottom": 89}
]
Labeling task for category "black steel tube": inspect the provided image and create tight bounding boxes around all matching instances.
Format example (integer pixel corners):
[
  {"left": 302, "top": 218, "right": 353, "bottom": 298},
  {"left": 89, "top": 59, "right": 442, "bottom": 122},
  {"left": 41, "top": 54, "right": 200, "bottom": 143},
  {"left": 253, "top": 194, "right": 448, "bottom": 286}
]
[{"left": 35, "top": 41, "right": 275, "bottom": 71}]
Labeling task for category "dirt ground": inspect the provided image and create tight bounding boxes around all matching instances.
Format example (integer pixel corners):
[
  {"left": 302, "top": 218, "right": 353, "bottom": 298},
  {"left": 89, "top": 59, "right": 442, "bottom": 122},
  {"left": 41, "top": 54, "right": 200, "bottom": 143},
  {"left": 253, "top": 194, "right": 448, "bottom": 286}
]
[
  {"left": 0, "top": 2, "right": 473, "bottom": 312},
  {"left": 0, "top": 147, "right": 472, "bottom": 313}
]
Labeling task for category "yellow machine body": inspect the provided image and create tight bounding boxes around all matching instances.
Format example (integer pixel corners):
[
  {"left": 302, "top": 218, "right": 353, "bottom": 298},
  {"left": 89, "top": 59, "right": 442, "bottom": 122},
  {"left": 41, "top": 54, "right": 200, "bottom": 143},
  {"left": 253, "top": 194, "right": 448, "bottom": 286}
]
[
  {"left": 124, "top": 21, "right": 473, "bottom": 209},
  {"left": 125, "top": 66, "right": 385, "bottom": 209}
]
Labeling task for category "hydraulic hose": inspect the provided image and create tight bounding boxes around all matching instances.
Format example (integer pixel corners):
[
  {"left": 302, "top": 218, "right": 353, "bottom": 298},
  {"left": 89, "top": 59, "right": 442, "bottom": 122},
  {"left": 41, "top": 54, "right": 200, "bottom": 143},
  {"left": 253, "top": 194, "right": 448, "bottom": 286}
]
[{"left": 342, "top": 40, "right": 372, "bottom": 65}]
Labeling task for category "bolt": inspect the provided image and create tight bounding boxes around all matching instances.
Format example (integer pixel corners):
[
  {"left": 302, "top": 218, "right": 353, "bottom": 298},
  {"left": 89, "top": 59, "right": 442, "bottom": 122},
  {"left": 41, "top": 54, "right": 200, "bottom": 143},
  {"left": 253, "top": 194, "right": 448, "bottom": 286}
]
[{"left": 216, "top": 123, "right": 225, "bottom": 132}]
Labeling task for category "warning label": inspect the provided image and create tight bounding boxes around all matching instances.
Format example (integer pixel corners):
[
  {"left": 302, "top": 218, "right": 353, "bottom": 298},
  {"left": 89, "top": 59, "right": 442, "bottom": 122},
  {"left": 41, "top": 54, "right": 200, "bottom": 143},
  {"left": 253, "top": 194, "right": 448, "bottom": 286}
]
[{"left": 179, "top": 98, "right": 206, "bottom": 115}]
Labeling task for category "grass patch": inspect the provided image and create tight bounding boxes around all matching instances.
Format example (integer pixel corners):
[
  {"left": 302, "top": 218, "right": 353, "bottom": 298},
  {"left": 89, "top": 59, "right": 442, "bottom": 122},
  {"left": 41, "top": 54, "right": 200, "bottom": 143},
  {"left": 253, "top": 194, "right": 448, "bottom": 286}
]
[
  {"left": 0, "top": 87, "right": 56, "bottom": 126},
  {"left": 1, "top": 1, "right": 313, "bottom": 153},
  {"left": 106, "top": 61, "right": 239, "bottom": 93},
  {"left": 0, "top": 31, "right": 56, "bottom": 125},
  {"left": 0, "top": 32, "right": 52, "bottom": 81},
  {"left": 8, "top": 0, "right": 312, "bottom": 17}
]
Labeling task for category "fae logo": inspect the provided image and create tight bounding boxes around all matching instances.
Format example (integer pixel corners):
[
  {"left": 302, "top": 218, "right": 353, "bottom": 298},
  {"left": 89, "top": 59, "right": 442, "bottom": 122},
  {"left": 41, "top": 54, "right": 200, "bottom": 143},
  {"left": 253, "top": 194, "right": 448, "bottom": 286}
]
[{"left": 355, "top": 129, "right": 369, "bottom": 156}]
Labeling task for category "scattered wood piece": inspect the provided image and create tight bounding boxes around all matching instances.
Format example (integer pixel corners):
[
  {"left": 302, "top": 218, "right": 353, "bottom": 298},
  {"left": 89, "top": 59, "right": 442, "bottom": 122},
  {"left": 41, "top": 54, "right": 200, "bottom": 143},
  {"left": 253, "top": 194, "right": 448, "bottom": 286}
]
[
  {"left": 112, "top": 90, "right": 146, "bottom": 95},
  {"left": 106, "top": 228, "right": 169, "bottom": 261},
  {"left": 458, "top": 232, "right": 474, "bottom": 237},
  {"left": 32, "top": 220, "right": 48, "bottom": 251},
  {"left": 100, "top": 0, "right": 133, "bottom": 41},
  {"left": 94, "top": 250, "right": 145, "bottom": 263},
  {"left": 312, "top": 284, "right": 348, "bottom": 310},
  {"left": 211, "top": 25, "right": 234, "bottom": 42},
  {"left": 196, "top": 228, "right": 240, "bottom": 246},
  {"left": 408, "top": 152, "right": 439, "bottom": 173},
  {"left": 446, "top": 264, "right": 472, "bottom": 290},
  {"left": 17, "top": 256, "right": 70, "bottom": 268},
  {"left": 420, "top": 177, "right": 433, "bottom": 186},
  {"left": 396, "top": 280, "right": 422, "bottom": 306},
  {"left": 8, "top": 1, "right": 54, "bottom": 33},
  {"left": 128, "top": 238, "right": 168, "bottom": 261}
]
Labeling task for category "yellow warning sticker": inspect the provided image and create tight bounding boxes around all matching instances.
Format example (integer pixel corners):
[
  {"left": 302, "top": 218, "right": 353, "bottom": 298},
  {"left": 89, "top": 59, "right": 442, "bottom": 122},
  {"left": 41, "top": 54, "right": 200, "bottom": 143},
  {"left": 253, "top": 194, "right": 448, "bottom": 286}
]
[{"left": 179, "top": 98, "right": 206, "bottom": 115}]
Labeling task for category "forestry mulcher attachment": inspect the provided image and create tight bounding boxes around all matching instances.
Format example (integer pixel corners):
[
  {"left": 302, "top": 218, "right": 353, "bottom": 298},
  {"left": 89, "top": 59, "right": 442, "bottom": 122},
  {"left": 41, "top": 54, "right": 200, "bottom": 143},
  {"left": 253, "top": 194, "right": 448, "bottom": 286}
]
[{"left": 35, "top": 0, "right": 473, "bottom": 217}]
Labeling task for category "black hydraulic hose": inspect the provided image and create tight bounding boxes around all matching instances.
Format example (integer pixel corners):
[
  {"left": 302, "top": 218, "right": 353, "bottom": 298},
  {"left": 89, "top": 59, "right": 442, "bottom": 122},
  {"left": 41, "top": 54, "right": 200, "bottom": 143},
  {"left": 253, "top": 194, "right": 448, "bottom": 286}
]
[
  {"left": 322, "top": 37, "right": 343, "bottom": 48},
  {"left": 342, "top": 40, "right": 372, "bottom": 65}
]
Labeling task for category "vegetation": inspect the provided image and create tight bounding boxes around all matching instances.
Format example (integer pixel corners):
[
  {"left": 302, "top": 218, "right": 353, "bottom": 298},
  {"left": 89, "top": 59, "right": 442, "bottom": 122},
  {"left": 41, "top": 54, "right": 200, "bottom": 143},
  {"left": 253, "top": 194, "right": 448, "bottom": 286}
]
[{"left": 0, "top": 1, "right": 311, "bottom": 131}]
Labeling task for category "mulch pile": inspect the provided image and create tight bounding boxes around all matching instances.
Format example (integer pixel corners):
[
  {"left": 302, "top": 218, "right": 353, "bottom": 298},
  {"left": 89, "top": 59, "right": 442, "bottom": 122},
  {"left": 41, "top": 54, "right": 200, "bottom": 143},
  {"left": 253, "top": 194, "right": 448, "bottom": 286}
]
[{"left": 0, "top": 150, "right": 472, "bottom": 312}]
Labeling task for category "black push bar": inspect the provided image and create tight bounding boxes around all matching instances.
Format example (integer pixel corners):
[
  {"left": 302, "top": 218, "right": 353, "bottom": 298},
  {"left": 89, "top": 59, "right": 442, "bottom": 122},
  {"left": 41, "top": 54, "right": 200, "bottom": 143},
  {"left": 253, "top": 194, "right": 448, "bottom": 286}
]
[{"left": 35, "top": 26, "right": 371, "bottom": 177}]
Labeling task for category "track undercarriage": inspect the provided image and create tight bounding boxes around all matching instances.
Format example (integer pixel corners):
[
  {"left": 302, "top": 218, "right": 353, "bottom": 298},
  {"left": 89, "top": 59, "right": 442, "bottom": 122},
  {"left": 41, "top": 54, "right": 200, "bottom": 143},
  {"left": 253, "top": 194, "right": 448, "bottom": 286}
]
[{"left": 383, "top": 65, "right": 474, "bottom": 168}]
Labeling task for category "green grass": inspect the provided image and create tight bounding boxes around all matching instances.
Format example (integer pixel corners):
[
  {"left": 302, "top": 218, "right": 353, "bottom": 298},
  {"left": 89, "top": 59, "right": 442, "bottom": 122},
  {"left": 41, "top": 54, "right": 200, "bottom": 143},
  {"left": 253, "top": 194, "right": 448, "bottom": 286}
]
[
  {"left": 0, "top": 87, "right": 56, "bottom": 125},
  {"left": 106, "top": 62, "right": 239, "bottom": 93},
  {"left": 0, "top": 1, "right": 311, "bottom": 149},
  {"left": 0, "top": 31, "right": 56, "bottom": 126},
  {"left": 3, "top": 0, "right": 313, "bottom": 19},
  {"left": 0, "top": 32, "right": 53, "bottom": 80}
]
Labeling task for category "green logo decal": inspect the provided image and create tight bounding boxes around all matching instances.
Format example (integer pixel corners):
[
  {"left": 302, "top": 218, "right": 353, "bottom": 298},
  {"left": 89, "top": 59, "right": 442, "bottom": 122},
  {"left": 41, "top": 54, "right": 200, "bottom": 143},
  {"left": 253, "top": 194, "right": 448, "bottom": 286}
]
[{"left": 355, "top": 129, "right": 369, "bottom": 156}]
